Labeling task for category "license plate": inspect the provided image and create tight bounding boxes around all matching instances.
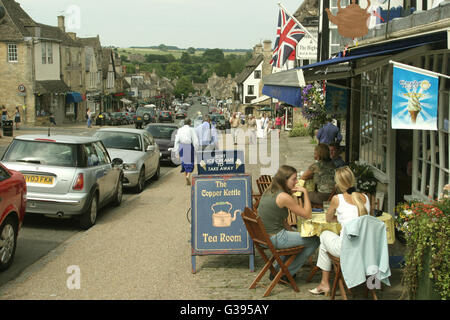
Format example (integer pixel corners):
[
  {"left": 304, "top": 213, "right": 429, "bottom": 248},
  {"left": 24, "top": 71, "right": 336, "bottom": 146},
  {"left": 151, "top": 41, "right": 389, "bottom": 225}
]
[
  {"left": 99, "top": 115, "right": 103, "bottom": 118},
  {"left": 137, "top": 117, "right": 142, "bottom": 120},
  {"left": 24, "top": 175, "right": 54, "bottom": 184}
]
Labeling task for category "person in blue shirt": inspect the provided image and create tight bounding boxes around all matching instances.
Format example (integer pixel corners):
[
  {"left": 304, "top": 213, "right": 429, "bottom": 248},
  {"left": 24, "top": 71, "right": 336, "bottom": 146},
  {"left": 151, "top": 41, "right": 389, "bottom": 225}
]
[
  {"left": 195, "top": 115, "right": 218, "bottom": 151},
  {"left": 316, "top": 116, "right": 342, "bottom": 145}
]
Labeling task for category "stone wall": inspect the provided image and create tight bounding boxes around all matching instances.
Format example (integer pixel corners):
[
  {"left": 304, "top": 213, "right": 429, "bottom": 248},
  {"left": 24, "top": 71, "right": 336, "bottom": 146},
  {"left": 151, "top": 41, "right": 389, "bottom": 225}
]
[{"left": 0, "top": 41, "right": 36, "bottom": 125}]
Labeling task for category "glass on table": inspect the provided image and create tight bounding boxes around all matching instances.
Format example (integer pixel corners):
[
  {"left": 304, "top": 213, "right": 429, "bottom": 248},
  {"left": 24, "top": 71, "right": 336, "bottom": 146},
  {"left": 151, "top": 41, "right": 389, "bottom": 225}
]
[{"left": 322, "top": 201, "right": 331, "bottom": 213}]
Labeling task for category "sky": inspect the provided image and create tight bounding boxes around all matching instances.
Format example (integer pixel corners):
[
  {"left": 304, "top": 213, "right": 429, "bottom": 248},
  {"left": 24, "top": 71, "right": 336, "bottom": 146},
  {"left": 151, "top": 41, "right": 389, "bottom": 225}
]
[{"left": 15, "top": 0, "right": 305, "bottom": 49}]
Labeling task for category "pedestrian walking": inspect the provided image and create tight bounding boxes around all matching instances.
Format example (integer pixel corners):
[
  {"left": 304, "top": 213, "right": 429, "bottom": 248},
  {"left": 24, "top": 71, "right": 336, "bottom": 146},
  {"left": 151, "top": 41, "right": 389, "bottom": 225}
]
[
  {"left": 230, "top": 113, "right": 239, "bottom": 145},
  {"left": 260, "top": 113, "right": 269, "bottom": 138},
  {"left": 196, "top": 115, "right": 218, "bottom": 151},
  {"left": 316, "top": 115, "right": 342, "bottom": 145},
  {"left": 247, "top": 114, "right": 257, "bottom": 144},
  {"left": 86, "top": 108, "right": 92, "bottom": 128},
  {"left": 1, "top": 105, "right": 9, "bottom": 122},
  {"left": 14, "top": 106, "right": 21, "bottom": 130},
  {"left": 275, "top": 114, "right": 283, "bottom": 138},
  {"left": 49, "top": 112, "right": 57, "bottom": 126},
  {"left": 174, "top": 118, "right": 199, "bottom": 186}
]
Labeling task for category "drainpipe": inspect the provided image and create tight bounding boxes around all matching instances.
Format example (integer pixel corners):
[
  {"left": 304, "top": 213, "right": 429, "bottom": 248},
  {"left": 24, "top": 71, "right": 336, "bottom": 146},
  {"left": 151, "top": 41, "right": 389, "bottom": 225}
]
[{"left": 385, "top": 0, "right": 391, "bottom": 40}]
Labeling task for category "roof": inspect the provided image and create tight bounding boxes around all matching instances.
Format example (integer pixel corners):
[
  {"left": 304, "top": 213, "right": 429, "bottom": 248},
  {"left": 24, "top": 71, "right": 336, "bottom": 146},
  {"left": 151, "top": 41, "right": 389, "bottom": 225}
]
[
  {"left": 35, "top": 80, "right": 70, "bottom": 94},
  {"left": 37, "top": 23, "right": 81, "bottom": 46},
  {"left": 235, "top": 54, "right": 264, "bottom": 84},
  {"left": 0, "top": 0, "right": 36, "bottom": 41},
  {"left": 14, "top": 134, "right": 100, "bottom": 144}
]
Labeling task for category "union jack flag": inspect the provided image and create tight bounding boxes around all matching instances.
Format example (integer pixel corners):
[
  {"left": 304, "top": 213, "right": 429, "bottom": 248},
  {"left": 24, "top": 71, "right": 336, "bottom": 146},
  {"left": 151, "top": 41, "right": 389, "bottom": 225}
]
[{"left": 270, "top": 8, "right": 305, "bottom": 68}]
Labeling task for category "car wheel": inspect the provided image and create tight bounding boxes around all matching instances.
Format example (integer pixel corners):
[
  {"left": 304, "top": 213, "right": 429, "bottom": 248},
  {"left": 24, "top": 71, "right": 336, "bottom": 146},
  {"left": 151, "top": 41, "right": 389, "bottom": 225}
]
[
  {"left": 112, "top": 175, "right": 123, "bottom": 207},
  {"left": 0, "top": 216, "right": 18, "bottom": 272},
  {"left": 134, "top": 167, "right": 145, "bottom": 193},
  {"left": 80, "top": 193, "right": 98, "bottom": 230},
  {"left": 152, "top": 163, "right": 160, "bottom": 181}
]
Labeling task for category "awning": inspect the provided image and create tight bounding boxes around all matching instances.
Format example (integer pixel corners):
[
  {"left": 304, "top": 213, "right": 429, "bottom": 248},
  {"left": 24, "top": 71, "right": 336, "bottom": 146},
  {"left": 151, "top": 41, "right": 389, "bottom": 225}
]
[
  {"left": 35, "top": 80, "right": 70, "bottom": 94},
  {"left": 120, "top": 98, "right": 132, "bottom": 104},
  {"left": 66, "top": 92, "right": 84, "bottom": 103},
  {"left": 263, "top": 68, "right": 306, "bottom": 87},
  {"left": 250, "top": 95, "right": 271, "bottom": 105},
  {"left": 262, "top": 85, "right": 303, "bottom": 107}
]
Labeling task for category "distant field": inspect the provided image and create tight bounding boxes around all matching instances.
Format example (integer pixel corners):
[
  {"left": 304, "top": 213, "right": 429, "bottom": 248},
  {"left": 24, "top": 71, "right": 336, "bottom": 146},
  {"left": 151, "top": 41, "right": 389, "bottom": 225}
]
[{"left": 118, "top": 47, "right": 249, "bottom": 59}]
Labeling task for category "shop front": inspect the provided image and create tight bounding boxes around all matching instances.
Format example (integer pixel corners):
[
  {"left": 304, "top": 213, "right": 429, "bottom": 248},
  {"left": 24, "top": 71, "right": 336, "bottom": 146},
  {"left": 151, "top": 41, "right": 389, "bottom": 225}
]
[{"left": 34, "top": 80, "right": 70, "bottom": 126}]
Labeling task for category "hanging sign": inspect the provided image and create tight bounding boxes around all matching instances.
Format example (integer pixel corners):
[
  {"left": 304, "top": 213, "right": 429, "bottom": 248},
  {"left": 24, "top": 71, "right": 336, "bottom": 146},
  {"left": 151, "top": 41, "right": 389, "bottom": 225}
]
[
  {"left": 190, "top": 174, "right": 254, "bottom": 273},
  {"left": 325, "top": 84, "right": 348, "bottom": 116},
  {"left": 391, "top": 64, "right": 439, "bottom": 130}
]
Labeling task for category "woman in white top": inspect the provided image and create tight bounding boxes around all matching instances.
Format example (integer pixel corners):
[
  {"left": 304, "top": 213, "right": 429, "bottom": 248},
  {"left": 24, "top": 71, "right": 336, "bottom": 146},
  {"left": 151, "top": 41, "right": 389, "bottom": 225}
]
[
  {"left": 174, "top": 118, "right": 199, "bottom": 185},
  {"left": 309, "top": 166, "right": 370, "bottom": 296}
]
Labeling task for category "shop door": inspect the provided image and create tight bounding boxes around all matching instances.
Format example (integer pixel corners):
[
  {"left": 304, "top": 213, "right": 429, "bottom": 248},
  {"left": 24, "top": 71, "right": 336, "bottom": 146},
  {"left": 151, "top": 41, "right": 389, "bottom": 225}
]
[{"left": 395, "top": 130, "right": 413, "bottom": 204}]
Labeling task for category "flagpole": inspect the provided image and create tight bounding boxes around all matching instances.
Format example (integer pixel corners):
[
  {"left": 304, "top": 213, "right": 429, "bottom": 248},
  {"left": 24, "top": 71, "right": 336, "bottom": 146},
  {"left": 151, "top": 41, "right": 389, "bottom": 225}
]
[{"left": 277, "top": 2, "right": 318, "bottom": 43}]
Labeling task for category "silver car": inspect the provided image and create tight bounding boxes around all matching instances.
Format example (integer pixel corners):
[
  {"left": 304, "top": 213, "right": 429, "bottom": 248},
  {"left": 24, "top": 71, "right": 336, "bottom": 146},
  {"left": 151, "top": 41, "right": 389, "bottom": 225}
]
[
  {"left": 93, "top": 128, "right": 160, "bottom": 193},
  {"left": 0, "top": 135, "right": 124, "bottom": 229}
]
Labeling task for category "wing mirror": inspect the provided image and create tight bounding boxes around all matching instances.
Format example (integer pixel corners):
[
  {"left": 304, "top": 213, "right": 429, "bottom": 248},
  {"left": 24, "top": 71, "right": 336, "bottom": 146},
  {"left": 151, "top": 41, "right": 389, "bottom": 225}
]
[
  {"left": 112, "top": 158, "right": 123, "bottom": 167},
  {"left": 146, "top": 145, "right": 156, "bottom": 152}
]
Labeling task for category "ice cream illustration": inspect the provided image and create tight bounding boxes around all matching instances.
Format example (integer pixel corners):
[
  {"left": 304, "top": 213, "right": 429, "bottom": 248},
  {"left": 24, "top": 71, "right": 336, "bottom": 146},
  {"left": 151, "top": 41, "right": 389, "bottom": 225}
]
[
  {"left": 404, "top": 92, "right": 423, "bottom": 124},
  {"left": 200, "top": 160, "right": 207, "bottom": 170},
  {"left": 235, "top": 158, "right": 242, "bottom": 170}
]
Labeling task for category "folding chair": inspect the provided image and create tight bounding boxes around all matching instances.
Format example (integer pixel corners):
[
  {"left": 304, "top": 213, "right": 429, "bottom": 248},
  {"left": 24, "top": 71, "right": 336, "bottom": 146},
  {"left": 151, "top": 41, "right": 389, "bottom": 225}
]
[{"left": 241, "top": 207, "right": 304, "bottom": 297}]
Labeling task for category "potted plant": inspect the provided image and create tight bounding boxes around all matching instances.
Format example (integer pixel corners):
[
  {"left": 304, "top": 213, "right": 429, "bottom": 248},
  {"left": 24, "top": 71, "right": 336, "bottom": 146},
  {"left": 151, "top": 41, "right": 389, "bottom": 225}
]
[
  {"left": 300, "top": 83, "right": 327, "bottom": 139},
  {"left": 348, "top": 162, "right": 378, "bottom": 195},
  {"left": 396, "top": 198, "right": 450, "bottom": 300}
]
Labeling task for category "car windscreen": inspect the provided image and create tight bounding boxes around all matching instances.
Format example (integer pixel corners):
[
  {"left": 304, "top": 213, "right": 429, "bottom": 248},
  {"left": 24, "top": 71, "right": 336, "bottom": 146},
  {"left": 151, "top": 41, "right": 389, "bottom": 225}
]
[
  {"left": 95, "top": 132, "right": 142, "bottom": 151},
  {"left": 146, "top": 126, "right": 177, "bottom": 139},
  {"left": 3, "top": 140, "right": 77, "bottom": 167}
]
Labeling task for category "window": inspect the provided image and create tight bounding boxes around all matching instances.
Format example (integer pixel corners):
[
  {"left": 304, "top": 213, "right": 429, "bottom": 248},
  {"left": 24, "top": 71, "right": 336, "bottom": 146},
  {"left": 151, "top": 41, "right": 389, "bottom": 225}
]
[
  {"left": 83, "top": 144, "right": 99, "bottom": 167},
  {"left": 254, "top": 70, "right": 261, "bottom": 79},
  {"left": 360, "top": 65, "right": 390, "bottom": 174},
  {"left": 8, "top": 44, "right": 18, "bottom": 62},
  {"left": 41, "top": 43, "right": 46, "bottom": 64},
  {"left": 66, "top": 48, "right": 71, "bottom": 66},
  {"left": 93, "top": 142, "right": 109, "bottom": 165},
  {"left": 47, "top": 42, "right": 53, "bottom": 64},
  {"left": 0, "top": 165, "right": 11, "bottom": 182},
  {"left": 247, "top": 85, "right": 254, "bottom": 95}
]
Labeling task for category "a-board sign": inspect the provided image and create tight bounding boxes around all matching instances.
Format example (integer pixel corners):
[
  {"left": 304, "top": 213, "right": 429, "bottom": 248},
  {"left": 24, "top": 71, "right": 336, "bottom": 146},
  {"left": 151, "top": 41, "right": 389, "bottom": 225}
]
[
  {"left": 196, "top": 150, "right": 244, "bottom": 175},
  {"left": 191, "top": 174, "right": 253, "bottom": 273}
]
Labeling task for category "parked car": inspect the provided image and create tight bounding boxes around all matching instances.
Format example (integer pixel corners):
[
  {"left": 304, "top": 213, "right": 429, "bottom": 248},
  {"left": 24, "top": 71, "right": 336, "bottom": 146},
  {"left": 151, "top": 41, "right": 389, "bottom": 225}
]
[
  {"left": 1, "top": 135, "right": 124, "bottom": 229},
  {"left": 109, "top": 112, "right": 124, "bottom": 125},
  {"left": 96, "top": 112, "right": 112, "bottom": 126},
  {"left": 175, "top": 111, "right": 187, "bottom": 119},
  {"left": 210, "top": 113, "right": 227, "bottom": 130},
  {"left": 135, "top": 106, "right": 157, "bottom": 129},
  {"left": 158, "top": 110, "right": 174, "bottom": 123},
  {"left": 144, "top": 123, "right": 179, "bottom": 165},
  {"left": 94, "top": 128, "right": 160, "bottom": 193},
  {"left": 0, "top": 163, "right": 26, "bottom": 271}
]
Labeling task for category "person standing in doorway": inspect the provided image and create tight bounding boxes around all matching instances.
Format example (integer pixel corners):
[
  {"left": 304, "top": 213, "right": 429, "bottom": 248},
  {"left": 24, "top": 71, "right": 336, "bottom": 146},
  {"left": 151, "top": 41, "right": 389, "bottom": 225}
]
[
  {"left": 229, "top": 113, "right": 239, "bottom": 145},
  {"left": 174, "top": 118, "right": 199, "bottom": 186},
  {"left": 316, "top": 115, "right": 342, "bottom": 145},
  {"left": 14, "top": 106, "right": 21, "bottom": 130}
]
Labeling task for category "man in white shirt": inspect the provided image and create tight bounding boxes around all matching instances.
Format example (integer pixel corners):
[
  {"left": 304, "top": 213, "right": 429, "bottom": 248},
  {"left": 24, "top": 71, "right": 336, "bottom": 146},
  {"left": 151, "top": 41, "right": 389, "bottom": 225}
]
[
  {"left": 174, "top": 118, "right": 199, "bottom": 185},
  {"left": 195, "top": 115, "right": 218, "bottom": 151}
]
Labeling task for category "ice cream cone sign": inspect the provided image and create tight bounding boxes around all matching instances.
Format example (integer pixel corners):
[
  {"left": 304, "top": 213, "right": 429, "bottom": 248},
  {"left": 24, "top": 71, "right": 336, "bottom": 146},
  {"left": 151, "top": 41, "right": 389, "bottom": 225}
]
[
  {"left": 326, "top": 0, "right": 371, "bottom": 38},
  {"left": 403, "top": 92, "right": 424, "bottom": 124}
]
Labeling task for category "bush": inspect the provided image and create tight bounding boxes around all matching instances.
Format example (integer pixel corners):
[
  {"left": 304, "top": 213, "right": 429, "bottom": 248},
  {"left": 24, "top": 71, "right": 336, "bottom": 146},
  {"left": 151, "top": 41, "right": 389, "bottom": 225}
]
[{"left": 289, "top": 123, "right": 309, "bottom": 137}]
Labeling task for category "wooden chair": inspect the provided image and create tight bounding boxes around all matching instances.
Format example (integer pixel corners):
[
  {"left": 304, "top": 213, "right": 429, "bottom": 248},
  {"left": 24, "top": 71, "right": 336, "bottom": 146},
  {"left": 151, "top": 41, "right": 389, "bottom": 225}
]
[
  {"left": 241, "top": 207, "right": 305, "bottom": 297},
  {"left": 328, "top": 254, "right": 378, "bottom": 300},
  {"left": 256, "top": 175, "right": 272, "bottom": 195}
]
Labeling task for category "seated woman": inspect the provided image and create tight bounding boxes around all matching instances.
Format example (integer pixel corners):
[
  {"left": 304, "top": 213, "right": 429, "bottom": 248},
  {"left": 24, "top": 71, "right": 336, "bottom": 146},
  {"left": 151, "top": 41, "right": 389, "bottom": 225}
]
[
  {"left": 258, "top": 165, "right": 320, "bottom": 281},
  {"left": 300, "top": 143, "right": 336, "bottom": 206},
  {"left": 309, "top": 166, "right": 370, "bottom": 296}
]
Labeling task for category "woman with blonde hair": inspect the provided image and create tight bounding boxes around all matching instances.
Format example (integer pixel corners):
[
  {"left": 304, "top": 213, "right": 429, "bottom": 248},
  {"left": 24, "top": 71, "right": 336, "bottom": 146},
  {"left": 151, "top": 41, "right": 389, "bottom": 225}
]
[
  {"left": 309, "top": 166, "right": 370, "bottom": 296},
  {"left": 258, "top": 165, "right": 320, "bottom": 282}
]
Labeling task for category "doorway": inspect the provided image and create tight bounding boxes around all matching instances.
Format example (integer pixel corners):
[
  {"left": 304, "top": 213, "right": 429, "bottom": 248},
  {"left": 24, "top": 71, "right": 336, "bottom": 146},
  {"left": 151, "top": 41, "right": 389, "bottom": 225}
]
[{"left": 395, "top": 129, "right": 413, "bottom": 204}]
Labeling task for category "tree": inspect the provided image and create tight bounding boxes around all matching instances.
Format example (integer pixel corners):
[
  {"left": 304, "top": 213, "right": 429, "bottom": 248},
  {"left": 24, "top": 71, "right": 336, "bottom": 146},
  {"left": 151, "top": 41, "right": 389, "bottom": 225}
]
[
  {"left": 202, "top": 48, "right": 225, "bottom": 63},
  {"left": 166, "top": 62, "right": 183, "bottom": 80},
  {"left": 174, "top": 76, "right": 194, "bottom": 98},
  {"left": 158, "top": 44, "right": 168, "bottom": 51},
  {"left": 187, "top": 47, "right": 196, "bottom": 54},
  {"left": 215, "top": 60, "right": 232, "bottom": 77},
  {"left": 180, "top": 52, "right": 191, "bottom": 64}
]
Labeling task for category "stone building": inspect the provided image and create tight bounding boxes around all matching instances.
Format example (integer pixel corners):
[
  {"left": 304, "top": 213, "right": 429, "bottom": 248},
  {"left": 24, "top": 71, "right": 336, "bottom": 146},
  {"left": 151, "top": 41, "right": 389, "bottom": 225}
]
[{"left": 206, "top": 73, "right": 236, "bottom": 101}]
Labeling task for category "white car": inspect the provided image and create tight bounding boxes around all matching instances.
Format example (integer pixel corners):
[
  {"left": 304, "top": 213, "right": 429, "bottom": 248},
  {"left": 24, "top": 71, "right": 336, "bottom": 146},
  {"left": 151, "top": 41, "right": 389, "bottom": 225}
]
[{"left": 94, "top": 128, "right": 160, "bottom": 193}]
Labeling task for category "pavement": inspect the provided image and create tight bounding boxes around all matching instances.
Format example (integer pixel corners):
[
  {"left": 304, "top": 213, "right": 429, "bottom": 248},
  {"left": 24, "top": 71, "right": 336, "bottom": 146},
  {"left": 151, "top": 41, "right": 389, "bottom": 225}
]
[{"left": 0, "top": 128, "right": 406, "bottom": 300}]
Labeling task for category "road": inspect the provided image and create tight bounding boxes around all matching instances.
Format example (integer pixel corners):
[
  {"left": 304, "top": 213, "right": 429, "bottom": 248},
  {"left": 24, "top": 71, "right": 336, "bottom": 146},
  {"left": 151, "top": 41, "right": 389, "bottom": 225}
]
[{"left": 0, "top": 122, "right": 175, "bottom": 288}]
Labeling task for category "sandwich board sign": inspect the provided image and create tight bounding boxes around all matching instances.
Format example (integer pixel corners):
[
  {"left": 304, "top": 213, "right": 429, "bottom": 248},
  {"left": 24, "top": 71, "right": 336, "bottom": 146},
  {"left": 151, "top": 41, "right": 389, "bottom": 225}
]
[{"left": 190, "top": 173, "right": 254, "bottom": 273}]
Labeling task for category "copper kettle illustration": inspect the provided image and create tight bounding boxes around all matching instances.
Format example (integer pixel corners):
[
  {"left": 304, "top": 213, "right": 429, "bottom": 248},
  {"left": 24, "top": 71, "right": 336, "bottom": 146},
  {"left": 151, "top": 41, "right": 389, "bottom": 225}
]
[
  {"left": 325, "top": 0, "right": 371, "bottom": 38},
  {"left": 211, "top": 202, "right": 240, "bottom": 227}
]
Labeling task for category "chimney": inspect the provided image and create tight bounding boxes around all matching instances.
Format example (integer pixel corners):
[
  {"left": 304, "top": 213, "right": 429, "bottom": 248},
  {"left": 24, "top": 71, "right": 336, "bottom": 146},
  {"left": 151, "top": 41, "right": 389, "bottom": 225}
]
[
  {"left": 57, "top": 15, "right": 65, "bottom": 32},
  {"left": 253, "top": 44, "right": 263, "bottom": 56},
  {"left": 263, "top": 40, "right": 272, "bottom": 52}
]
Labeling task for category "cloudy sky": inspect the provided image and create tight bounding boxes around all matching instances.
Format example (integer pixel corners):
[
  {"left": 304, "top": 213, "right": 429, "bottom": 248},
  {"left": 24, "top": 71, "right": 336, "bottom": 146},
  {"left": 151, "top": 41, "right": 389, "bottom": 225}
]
[{"left": 16, "top": 0, "right": 305, "bottom": 49}]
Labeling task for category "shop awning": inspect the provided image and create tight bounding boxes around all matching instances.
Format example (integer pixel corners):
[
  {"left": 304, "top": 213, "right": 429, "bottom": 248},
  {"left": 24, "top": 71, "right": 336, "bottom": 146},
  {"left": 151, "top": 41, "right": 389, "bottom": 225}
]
[
  {"left": 262, "top": 85, "right": 303, "bottom": 107},
  {"left": 66, "top": 92, "right": 84, "bottom": 103},
  {"left": 250, "top": 95, "right": 271, "bottom": 105},
  {"left": 120, "top": 98, "right": 132, "bottom": 104}
]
